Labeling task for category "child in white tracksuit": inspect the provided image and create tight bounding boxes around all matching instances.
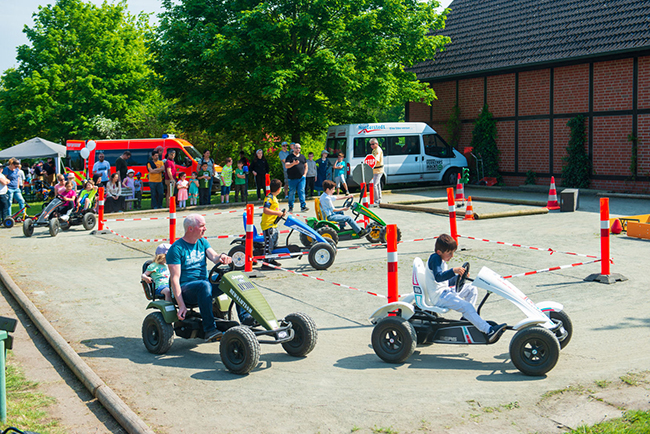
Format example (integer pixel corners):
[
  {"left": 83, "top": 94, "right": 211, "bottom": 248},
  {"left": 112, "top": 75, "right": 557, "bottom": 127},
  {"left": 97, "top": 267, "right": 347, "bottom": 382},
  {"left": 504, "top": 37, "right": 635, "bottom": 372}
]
[{"left": 427, "top": 234, "right": 506, "bottom": 343}]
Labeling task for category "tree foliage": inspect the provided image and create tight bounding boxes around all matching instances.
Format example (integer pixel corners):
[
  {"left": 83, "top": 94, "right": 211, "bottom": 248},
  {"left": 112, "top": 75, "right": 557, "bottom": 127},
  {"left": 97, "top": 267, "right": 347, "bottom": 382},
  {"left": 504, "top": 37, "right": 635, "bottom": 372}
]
[
  {"left": 153, "top": 0, "right": 449, "bottom": 143},
  {"left": 562, "top": 115, "right": 590, "bottom": 188},
  {"left": 0, "top": 0, "right": 167, "bottom": 147},
  {"left": 470, "top": 104, "right": 500, "bottom": 182}
]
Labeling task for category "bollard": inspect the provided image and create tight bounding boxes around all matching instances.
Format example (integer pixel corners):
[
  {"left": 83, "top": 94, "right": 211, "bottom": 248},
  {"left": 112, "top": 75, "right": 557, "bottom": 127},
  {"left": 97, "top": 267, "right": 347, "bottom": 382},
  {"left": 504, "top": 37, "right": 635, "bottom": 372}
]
[
  {"left": 169, "top": 196, "right": 176, "bottom": 243},
  {"left": 585, "top": 197, "right": 627, "bottom": 284},
  {"left": 447, "top": 188, "right": 458, "bottom": 244},
  {"left": 369, "top": 183, "right": 375, "bottom": 207},
  {"left": 245, "top": 203, "right": 254, "bottom": 272},
  {"left": 265, "top": 173, "right": 270, "bottom": 197},
  {"left": 360, "top": 183, "right": 369, "bottom": 228},
  {"left": 387, "top": 224, "right": 398, "bottom": 306},
  {"left": 0, "top": 331, "right": 5, "bottom": 423},
  {"left": 98, "top": 187, "right": 105, "bottom": 231}
]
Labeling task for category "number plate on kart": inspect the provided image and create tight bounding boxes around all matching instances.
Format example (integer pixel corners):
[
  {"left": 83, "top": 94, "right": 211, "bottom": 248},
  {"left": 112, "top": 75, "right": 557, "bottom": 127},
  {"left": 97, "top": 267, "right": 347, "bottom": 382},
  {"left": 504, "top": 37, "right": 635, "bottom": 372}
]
[{"left": 237, "top": 281, "right": 255, "bottom": 292}]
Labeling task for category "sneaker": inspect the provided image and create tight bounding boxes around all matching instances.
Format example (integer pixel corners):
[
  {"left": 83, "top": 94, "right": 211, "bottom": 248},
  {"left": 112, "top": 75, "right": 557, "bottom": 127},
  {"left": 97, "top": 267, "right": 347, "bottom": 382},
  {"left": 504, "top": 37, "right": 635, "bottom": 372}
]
[
  {"left": 357, "top": 228, "right": 369, "bottom": 237},
  {"left": 204, "top": 328, "right": 222, "bottom": 343},
  {"left": 270, "top": 260, "right": 282, "bottom": 266},
  {"left": 301, "top": 207, "right": 309, "bottom": 212},
  {"left": 60, "top": 215, "right": 69, "bottom": 221},
  {"left": 486, "top": 323, "right": 507, "bottom": 343},
  {"left": 241, "top": 315, "right": 259, "bottom": 327},
  {"left": 288, "top": 208, "right": 294, "bottom": 213}
]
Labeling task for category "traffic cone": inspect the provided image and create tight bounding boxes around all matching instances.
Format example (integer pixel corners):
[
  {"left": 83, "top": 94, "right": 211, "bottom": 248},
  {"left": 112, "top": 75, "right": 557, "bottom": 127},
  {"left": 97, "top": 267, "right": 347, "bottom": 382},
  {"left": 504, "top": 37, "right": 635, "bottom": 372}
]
[
  {"left": 463, "top": 196, "right": 474, "bottom": 220},
  {"left": 455, "top": 173, "right": 465, "bottom": 207},
  {"left": 546, "top": 176, "right": 560, "bottom": 210},
  {"left": 611, "top": 219, "right": 623, "bottom": 234}
]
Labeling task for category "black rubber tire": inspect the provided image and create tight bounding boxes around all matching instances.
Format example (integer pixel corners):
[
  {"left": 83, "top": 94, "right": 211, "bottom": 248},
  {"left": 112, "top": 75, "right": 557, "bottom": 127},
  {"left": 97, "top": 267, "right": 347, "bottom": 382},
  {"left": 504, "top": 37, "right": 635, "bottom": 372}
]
[
  {"left": 23, "top": 218, "right": 34, "bottom": 237},
  {"left": 379, "top": 226, "right": 402, "bottom": 244},
  {"left": 299, "top": 232, "right": 316, "bottom": 248},
  {"left": 443, "top": 168, "right": 459, "bottom": 186},
  {"left": 228, "top": 245, "right": 247, "bottom": 270},
  {"left": 220, "top": 326, "right": 261, "bottom": 375},
  {"left": 82, "top": 213, "right": 96, "bottom": 230},
  {"left": 549, "top": 310, "right": 573, "bottom": 350},
  {"left": 371, "top": 316, "right": 416, "bottom": 364},
  {"left": 509, "top": 326, "right": 560, "bottom": 376},
  {"left": 317, "top": 226, "right": 339, "bottom": 246},
  {"left": 48, "top": 219, "right": 60, "bottom": 237},
  {"left": 282, "top": 312, "right": 318, "bottom": 357},
  {"left": 365, "top": 222, "right": 383, "bottom": 243},
  {"left": 142, "top": 311, "right": 174, "bottom": 354},
  {"left": 3, "top": 218, "right": 14, "bottom": 229},
  {"left": 61, "top": 220, "right": 71, "bottom": 231},
  {"left": 308, "top": 242, "right": 336, "bottom": 270}
]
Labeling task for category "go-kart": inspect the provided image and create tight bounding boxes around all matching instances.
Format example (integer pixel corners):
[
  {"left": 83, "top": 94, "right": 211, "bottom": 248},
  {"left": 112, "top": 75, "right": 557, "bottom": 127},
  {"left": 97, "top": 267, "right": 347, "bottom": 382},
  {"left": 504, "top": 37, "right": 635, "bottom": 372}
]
[
  {"left": 368, "top": 259, "right": 572, "bottom": 376},
  {"left": 22, "top": 196, "right": 96, "bottom": 237},
  {"left": 302, "top": 195, "right": 401, "bottom": 246},
  {"left": 228, "top": 210, "right": 337, "bottom": 270},
  {"left": 140, "top": 262, "right": 318, "bottom": 375},
  {"left": 3, "top": 203, "right": 32, "bottom": 229}
]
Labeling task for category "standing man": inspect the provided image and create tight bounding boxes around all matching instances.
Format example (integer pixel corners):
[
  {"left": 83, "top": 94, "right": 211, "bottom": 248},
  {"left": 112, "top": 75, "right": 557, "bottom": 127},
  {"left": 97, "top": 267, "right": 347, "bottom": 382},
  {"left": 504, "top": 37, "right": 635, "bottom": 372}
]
[
  {"left": 93, "top": 152, "right": 111, "bottom": 186},
  {"left": 370, "top": 138, "right": 384, "bottom": 205},
  {"left": 147, "top": 151, "right": 165, "bottom": 209},
  {"left": 167, "top": 214, "right": 253, "bottom": 342},
  {"left": 164, "top": 149, "right": 177, "bottom": 203},
  {"left": 198, "top": 150, "right": 215, "bottom": 200},
  {"left": 278, "top": 142, "right": 290, "bottom": 198},
  {"left": 115, "top": 151, "right": 131, "bottom": 181},
  {"left": 284, "top": 143, "right": 309, "bottom": 213},
  {"left": 44, "top": 157, "right": 56, "bottom": 186}
]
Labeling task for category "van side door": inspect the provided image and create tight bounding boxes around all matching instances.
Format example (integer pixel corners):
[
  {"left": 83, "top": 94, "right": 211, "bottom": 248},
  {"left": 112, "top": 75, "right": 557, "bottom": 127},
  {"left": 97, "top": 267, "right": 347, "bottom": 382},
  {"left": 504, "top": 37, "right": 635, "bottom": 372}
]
[
  {"left": 422, "top": 134, "right": 454, "bottom": 181},
  {"left": 385, "top": 135, "right": 422, "bottom": 183}
]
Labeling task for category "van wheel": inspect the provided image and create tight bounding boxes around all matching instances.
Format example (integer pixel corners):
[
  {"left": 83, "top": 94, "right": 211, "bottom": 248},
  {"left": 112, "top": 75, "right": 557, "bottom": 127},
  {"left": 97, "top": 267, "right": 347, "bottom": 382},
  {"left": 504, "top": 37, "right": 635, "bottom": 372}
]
[{"left": 443, "top": 169, "right": 459, "bottom": 185}]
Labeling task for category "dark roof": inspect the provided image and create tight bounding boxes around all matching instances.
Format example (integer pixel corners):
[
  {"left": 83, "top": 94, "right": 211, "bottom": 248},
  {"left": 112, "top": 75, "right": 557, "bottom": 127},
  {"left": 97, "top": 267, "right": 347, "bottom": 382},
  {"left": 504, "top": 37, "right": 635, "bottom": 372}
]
[{"left": 412, "top": 0, "right": 650, "bottom": 81}]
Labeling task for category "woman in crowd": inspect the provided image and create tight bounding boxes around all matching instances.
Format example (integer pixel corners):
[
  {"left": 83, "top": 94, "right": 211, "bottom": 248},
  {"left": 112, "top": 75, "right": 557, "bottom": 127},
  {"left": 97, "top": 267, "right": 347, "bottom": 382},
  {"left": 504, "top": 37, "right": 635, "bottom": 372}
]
[
  {"left": 104, "top": 172, "right": 124, "bottom": 213},
  {"left": 250, "top": 149, "right": 269, "bottom": 200}
]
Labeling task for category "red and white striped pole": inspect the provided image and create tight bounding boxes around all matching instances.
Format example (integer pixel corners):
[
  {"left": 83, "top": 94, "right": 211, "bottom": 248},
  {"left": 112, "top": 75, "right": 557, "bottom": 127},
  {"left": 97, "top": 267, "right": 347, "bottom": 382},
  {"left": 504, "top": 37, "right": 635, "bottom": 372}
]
[
  {"left": 98, "top": 187, "right": 105, "bottom": 231},
  {"left": 387, "top": 224, "right": 398, "bottom": 306},
  {"left": 360, "top": 183, "right": 369, "bottom": 228},
  {"left": 447, "top": 187, "right": 458, "bottom": 244},
  {"left": 169, "top": 196, "right": 176, "bottom": 243},
  {"left": 600, "top": 197, "right": 610, "bottom": 276},
  {"left": 245, "top": 203, "right": 254, "bottom": 272},
  {"left": 265, "top": 173, "right": 270, "bottom": 197},
  {"left": 369, "top": 182, "right": 375, "bottom": 207}
]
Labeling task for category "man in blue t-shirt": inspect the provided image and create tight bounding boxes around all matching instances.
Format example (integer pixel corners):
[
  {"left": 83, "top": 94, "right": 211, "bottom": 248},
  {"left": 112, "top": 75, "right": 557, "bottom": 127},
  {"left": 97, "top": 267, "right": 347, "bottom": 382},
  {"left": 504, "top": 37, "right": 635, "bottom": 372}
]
[{"left": 167, "top": 214, "right": 252, "bottom": 342}]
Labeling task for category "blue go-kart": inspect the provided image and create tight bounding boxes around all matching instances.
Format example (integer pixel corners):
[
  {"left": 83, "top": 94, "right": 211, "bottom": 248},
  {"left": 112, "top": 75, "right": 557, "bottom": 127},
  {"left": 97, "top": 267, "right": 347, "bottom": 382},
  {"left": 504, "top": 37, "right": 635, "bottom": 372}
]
[{"left": 228, "top": 210, "right": 337, "bottom": 270}]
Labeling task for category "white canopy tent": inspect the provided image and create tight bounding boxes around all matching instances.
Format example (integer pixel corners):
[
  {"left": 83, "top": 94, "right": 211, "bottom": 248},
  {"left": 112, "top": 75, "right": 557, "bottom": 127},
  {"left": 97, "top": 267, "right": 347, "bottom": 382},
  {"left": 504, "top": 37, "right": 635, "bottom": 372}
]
[{"left": 0, "top": 137, "right": 66, "bottom": 173}]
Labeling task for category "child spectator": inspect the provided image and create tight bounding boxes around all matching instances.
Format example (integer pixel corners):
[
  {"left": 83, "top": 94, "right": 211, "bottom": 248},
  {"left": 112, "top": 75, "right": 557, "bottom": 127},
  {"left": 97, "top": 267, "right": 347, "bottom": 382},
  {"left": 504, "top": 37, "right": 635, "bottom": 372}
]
[
  {"left": 315, "top": 150, "right": 331, "bottom": 194},
  {"left": 261, "top": 179, "right": 285, "bottom": 268},
  {"left": 188, "top": 172, "right": 199, "bottom": 206},
  {"left": 319, "top": 180, "right": 368, "bottom": 237},
  {"left": 333, "top": 153, "right": 349, "bottom": 195},
  {"left": 427, "top": 234, "right": 506, "bottom": 343},
  {"left": 141, "top": 243, "right": 172, "bottom": 301},
  {"left": 198, "top": 163, "right": 211, "bottom": 205},
  {"left": 233, "top": 160, "right": 247, "bottom": 203},
  {"left": 134, "top": 172, "right": 143, "bottom": 209},
  {"left": 176, "top": 172, "right": 189, "bottom": 209},
  {"left": 220, "top": 157, "right": 233, "bottom": 204},
  {"left": 59, "top": 181, "right": 77, "bottom": 219},
  {"left": 306, "top": 152, "right": 317, "bottom": 198},
  {"left": 122, "top": 169, "right": 136, "bottom": 210}
]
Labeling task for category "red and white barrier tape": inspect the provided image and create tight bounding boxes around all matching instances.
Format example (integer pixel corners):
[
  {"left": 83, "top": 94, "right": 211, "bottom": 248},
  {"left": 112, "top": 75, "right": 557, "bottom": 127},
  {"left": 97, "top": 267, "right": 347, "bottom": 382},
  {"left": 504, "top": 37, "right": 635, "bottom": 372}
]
[
  {"left": 502, "top": 259, "right": 602, "bottom": 279},
  {"left": 459, "top": 235, "right": 599, "bottom": 259},
  {"left": 103, "top": 223, "right": 168, "bottom": 243}
]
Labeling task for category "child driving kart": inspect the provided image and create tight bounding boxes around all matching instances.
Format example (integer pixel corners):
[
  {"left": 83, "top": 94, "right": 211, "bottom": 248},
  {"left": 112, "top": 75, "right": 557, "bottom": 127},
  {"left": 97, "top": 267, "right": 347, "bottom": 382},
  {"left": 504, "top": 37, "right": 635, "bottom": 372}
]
[
  {"left": 319, "top": 180, "right": 369, "bottom": 237},
  {"left": 427, "top": 234, "right": 506, "bottom": 343}
]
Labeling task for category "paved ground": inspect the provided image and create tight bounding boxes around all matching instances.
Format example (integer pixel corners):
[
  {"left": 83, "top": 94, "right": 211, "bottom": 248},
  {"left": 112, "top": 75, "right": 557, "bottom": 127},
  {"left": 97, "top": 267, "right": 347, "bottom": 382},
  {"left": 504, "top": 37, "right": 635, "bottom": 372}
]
[{"left": 0, "top": 186, "right": 648, "bottom": 433}]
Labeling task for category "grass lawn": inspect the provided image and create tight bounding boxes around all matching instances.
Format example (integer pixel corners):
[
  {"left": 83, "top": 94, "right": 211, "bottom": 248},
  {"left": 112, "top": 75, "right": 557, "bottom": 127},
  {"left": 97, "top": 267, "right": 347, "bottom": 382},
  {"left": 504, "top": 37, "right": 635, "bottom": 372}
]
[{"left": 570, "top": 411, "right": 650, "bottom": 433}]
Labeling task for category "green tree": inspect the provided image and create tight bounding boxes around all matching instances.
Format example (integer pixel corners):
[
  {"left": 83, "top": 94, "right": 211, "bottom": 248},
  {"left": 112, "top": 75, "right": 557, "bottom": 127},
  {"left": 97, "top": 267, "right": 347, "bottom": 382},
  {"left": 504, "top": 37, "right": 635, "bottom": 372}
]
[
  {"left": 470, "top": 104, "right": 500, "bottom": 182},
  {"left": 562, "top": 115, "right": 590, "bottom": 188},
  {"left": 0, "top": 0, "right": 166, "bottom": 147},
  {"left": 153, "top": 0, "right": 450, "bottom": 143}
]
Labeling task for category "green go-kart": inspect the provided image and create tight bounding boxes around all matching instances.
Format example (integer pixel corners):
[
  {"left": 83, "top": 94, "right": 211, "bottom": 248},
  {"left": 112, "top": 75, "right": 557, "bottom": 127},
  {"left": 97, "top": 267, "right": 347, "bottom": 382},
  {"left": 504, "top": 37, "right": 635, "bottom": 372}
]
[
  {"left": 140, "top": 262, "right": 318, "bottom": 375},
  {"left": 301, "top": 195, "right": 401, "bottom": 246}
]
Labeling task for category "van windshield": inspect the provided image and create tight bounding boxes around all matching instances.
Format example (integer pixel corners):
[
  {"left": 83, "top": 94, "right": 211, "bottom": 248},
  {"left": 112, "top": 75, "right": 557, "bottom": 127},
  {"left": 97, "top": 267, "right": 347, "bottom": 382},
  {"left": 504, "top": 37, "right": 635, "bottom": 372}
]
[{"left": 184, "top": 145, "right": 202, "bottom": 160}]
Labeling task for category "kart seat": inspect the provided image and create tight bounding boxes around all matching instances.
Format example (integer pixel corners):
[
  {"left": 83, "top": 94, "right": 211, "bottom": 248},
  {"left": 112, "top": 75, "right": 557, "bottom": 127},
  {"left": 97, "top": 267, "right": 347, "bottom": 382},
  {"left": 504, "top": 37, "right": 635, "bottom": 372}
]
[
  {"left": 315, "top": 197, "right": 345, "bottom": 231},
  {"left": 141, "top": 260, "right": 159, "bottom": 301},
  {"left": 412, "top": 257, "right": 449, "bottom": 315},
  {"left": 242, "top": 212, "right": 265, "bottom": 243}
]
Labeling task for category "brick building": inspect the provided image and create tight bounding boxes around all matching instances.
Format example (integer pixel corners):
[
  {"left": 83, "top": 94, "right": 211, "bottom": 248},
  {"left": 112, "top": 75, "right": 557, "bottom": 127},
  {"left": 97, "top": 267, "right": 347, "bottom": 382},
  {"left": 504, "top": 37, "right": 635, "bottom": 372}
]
[{"left": 407, "top": 0, "right": 650, "bottom": 192}]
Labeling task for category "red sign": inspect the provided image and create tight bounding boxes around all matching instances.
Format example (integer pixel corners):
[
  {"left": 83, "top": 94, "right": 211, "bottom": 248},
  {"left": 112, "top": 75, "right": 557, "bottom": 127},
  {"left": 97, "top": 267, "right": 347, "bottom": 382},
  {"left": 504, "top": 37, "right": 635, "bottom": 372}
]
[{"left": 364, "top": 154, "right": 376, "bottom": 168}]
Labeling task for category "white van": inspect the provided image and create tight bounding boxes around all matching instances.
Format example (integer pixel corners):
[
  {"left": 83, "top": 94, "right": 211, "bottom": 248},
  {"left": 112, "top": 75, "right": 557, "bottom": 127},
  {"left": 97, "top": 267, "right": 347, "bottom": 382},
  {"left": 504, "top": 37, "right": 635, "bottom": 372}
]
[{"left": 324, "top": 122, "right": 468, "bottom": 188}]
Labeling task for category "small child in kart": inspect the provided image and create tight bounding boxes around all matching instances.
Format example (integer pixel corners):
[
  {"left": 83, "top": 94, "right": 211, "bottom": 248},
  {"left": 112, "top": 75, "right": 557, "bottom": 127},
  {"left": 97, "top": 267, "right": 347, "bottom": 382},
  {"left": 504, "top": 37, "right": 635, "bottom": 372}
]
[
  {"left": 141, "top": 243, "right": 172, "bottom": 301},
  {"left": 428, "top": 234, "right": 506, "bottom": 343},
  {"left": 59, "top": 181, "right": 77, "bottom": 220},
  {"left": 319, "top": 180, "right": 369, "bottom": 237},
  {"left": 261, "top": 179, "right": 286, "bottom": 268}
]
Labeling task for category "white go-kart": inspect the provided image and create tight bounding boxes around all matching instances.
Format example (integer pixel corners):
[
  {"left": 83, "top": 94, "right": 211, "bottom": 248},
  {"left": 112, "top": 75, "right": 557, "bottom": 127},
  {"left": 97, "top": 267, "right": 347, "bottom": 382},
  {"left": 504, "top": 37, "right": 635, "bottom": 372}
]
[{"left": 369, "top": 259, "right": 572, "bottom": 376}]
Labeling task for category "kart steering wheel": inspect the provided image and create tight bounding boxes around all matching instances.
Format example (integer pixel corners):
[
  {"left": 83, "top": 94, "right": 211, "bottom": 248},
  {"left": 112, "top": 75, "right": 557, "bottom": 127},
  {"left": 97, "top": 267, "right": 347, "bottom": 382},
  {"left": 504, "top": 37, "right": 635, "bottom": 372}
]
[
  {"left": 342, "top": 196, "right": 354, "bottom": 210},
  {"left": 208, "top": 264, "right": 231, "bottom": 285},
  {"left": 274, "top": 208, "right": 287, "bottom": 225},
  {"left": 456, "top": 262, "right": 470, "bottom": 291}
]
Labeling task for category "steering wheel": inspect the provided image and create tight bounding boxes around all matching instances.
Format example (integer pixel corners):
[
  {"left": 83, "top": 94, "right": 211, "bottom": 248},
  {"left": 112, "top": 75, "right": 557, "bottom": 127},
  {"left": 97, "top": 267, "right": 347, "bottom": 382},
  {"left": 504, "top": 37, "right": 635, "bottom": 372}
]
[
  {"left": 274, "top": 208, "right": 287, "bottom": 225},
  {"left": 456, "top": 262, "right": 470, "bottom": 291},
  {"left": 342, "top": 196, "right": 354, "bottom": 210},
  {"left": 208, "top": 264, "right": 230, "bottom": 285}
]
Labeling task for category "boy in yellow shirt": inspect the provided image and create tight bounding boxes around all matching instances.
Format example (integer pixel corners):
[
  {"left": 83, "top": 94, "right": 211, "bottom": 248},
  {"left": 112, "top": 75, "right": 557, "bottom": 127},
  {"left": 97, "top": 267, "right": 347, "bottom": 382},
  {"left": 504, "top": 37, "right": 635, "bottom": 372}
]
[{"left": 261, "top": 179, "right": 286, "bottom": 266}]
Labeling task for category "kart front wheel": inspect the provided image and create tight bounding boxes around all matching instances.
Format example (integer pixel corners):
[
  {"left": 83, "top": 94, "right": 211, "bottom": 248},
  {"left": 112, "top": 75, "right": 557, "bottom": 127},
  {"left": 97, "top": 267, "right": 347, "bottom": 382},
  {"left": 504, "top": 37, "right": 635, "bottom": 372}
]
[
  {"left": 379, "top": 225, "right": 402, "bottom": 244},
  {"left": 509, "top": 326, "right": 560, "bottom": 376},
  {"left": 48, "top": 219, "right": 60, "bottom": 237},
  {"left": 228, "top": 245, "right": 246, "bottom": 270},
  {"left": 371, "top": 316, "right": 416, "bottom": 364},
  {"left": 3, "top": 217, "right": 14, "bottom": 229},
  {"left": 220, "top": 326, "right": 260, "bottom": 375},
  {"left": 22, "top": 218, "right": 34, "bottom": 237},
  {"left": 308, "top": 242, "right": 336, "bottom": 270},
  {"left": 548, "top": 310, "right": 573, "bottom": 350},
  {"left": 317, "top": 226, "right": 339, "bottom": 246},
  {"left": 82, "top": 213, "right": 97, "bottom": 230},
  {"left": 282, "top": 312, "right": 318, "bottom": 357},
  {"left": 142, "top": 311, "right": 174, "bottom": 354}
]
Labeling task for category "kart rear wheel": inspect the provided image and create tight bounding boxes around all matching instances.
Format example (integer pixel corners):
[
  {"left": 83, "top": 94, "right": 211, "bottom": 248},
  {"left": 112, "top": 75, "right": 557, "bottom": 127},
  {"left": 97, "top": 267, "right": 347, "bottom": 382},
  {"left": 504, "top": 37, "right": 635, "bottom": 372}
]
[
  {"left": 142, "top": 311, "right": 174, "bottom": 354},
  {"left": 48, "top": 219, "right": 60, "bottom": 237},
  {"left": 3, "top": 217, "right": 14, "bottom": 229},
  {"left": 548, "top": 310, "right": 573, "bottom": 350},
  {"left": 299, "top": 232, "right": 316, "bottom": 248},
  {"left": 308, "top": 242, "right": 336, "bottom": 270},
  {"left": 82, "top": 213, "right": 97, "bottom": 230},
  {"left": 282, "top": 312, "right": 318, "bottom": 357},
  {"left": 365, "top": 223, "right": 383, "bottom": 243},
  {"left": 379, "top": 226, "right": 402, "bottom": 244},
  {"left": 509, "top": 326, "right": 560, "bottom": 376},
  {"left": 228, "top": 245, "right": 246, "bottom": 270},
  {"left": 317, "top": 226, "right": 339, "bottom": 246},
  {"left": 372, "top": 316, "right": 416, "bottom": 364},
  {"left": 22, "top": 218, "right": 34, "bottom": 237},
  {"left": 220, "top": 326, "right": 260, "bottom": 375}
]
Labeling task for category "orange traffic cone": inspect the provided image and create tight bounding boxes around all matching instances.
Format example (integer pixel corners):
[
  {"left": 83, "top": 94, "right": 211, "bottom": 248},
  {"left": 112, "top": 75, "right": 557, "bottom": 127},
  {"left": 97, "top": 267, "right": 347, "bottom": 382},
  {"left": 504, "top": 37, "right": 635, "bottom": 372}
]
[
  {"left": 463, "top": 196, "right": 475, "bottom": 220},
  {"left": 455, "top": 173, "right": 465, "bottom": 207},
  {"left": 546, "top": 176, "right": 560, "bottom": 210}
]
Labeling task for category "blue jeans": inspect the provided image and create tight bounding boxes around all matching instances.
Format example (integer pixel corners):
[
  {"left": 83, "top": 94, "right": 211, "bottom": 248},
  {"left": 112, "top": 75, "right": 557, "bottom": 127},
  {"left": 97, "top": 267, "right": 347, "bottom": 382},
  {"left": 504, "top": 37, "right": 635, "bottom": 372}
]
[
  {"left": 287, "top": 177, "right": 306, "bottom": 210},
  {"left": 6, "top": 187, "right": 25, "bottom": 212},
  {"left": 0, "top": 194, "right": 10, "bottom": 220},
  {"left": 180, "top": 280, "right": 252, "bottom": 333},
  {"left": 328, "top": 212, "right": 362, "bottom": 233},
  {"left": 150, "top": 182, "right": 164, "bottom": 209}
]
